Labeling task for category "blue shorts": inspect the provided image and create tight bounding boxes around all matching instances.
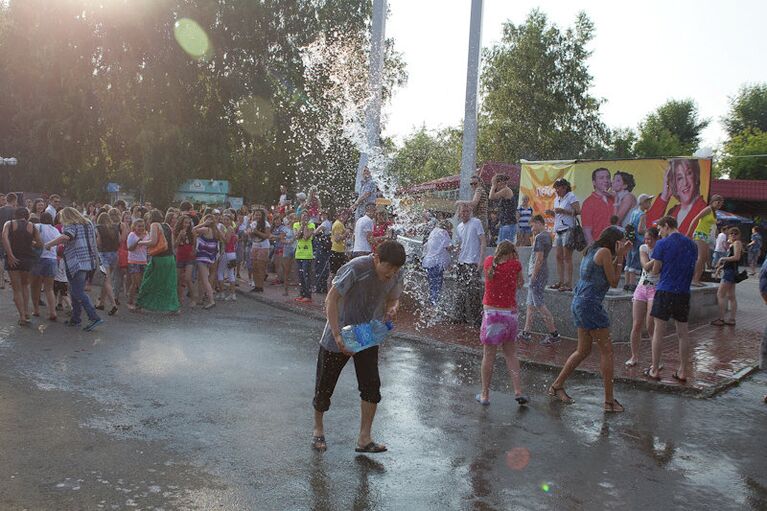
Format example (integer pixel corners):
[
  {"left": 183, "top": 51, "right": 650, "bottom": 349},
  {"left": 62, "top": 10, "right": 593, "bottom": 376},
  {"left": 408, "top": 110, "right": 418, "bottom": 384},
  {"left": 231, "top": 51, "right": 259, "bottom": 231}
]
[
  {"left": 497, "top": 224, "right": 517, "bottom": 244},
  {"left": 518, "top": 225, "right": 532, "bottom": 234},
  {"left": 571, "top": 297, "right": 609, "bottom": 330},
  {"left": 526, "top": 278, "right": 547, "bottom": 307},
  {"left": 32, "top": 257, "right": 57, "bottom": 278},
  {"left": 127, "top": 263, "right": 146, "bottom": 275},
  {"left": 722, "top": 266, "right": 737, "bottom": 283},
  {"left": 99, "top": 251, "right": 118, "bottom": 269}
]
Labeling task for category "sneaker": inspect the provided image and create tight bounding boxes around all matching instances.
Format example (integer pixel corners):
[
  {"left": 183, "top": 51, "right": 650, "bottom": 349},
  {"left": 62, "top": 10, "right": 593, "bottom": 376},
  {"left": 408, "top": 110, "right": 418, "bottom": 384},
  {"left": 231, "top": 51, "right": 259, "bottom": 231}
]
[
  {"left": 83, "top": 318, "right": 104, "bottom": 332},
  {"left": 229, "top": 294, "right": 236, "bottom": 302},
  {"left": 517, "top": 331, "right": 533, "bottom": 342},
  {"left": 249, "top": 280, "right": 255, "bottom": 288},
  {"left": 540, "top": 334, "right": 561, "bottom": 346},
  {"left": 64, "top": 319, "right": 81, "bottom": 327}
]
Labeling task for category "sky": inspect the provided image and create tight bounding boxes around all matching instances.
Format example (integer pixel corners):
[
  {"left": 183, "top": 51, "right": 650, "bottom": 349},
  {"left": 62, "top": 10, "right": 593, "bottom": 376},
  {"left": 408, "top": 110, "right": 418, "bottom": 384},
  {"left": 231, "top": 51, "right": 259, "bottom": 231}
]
[{"left": 382, "top": 0, "right": 767, "bottom": 151}]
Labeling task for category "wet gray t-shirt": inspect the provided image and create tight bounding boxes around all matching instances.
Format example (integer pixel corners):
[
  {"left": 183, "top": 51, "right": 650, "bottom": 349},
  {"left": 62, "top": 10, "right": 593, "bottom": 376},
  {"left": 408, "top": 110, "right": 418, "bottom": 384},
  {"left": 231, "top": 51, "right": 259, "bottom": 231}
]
[
  {"left": 320, "top": 255, "right": 404, "bottom": 352},
  {"left": 528, "top": 232, "right": 552, "bottom": 285}
]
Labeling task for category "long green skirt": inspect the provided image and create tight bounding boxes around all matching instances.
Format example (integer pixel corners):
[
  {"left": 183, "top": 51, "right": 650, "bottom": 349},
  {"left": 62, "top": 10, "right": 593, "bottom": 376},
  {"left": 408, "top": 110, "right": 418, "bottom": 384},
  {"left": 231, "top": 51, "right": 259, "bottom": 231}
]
[{"left": 137, "top": 255, "right": 180, "bottom": 312}]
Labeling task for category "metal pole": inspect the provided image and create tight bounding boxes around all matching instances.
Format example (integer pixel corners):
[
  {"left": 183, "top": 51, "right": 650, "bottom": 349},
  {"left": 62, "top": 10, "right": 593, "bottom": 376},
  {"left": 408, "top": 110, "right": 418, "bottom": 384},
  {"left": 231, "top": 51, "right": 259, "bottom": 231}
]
[
  {"left": 356, "top": 0, "right": 387, "bottom": 193},
  {"left": 459, "top": 0, "right": 483, "bottom": 201}
]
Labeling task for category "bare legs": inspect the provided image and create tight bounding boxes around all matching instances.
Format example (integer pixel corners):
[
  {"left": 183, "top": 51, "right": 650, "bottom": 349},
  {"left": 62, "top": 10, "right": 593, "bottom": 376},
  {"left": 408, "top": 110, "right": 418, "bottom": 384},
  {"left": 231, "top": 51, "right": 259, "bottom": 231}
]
[
  {"left": 524, "top": 304, "right": 556, "bottom": 333},
  {"left": 692, "top": 240, "right": 709, "bottom": 286},
  {"left": 282, "top": 257, "right": 294, "bottom": 296},
  {"left": 41, "top": 276, "right": 56, "bottom": 320},
  {"left": 554, "top": 245, "right": 574, "bottom": 288},
  {"left": 99, "top": 266, "right": 117, "bottom": 310},
  {"left": 628, "top": 299, "right": 654, "bottom": 365},
  {"left": 551, "top": 328, "right": 620, "bottom": 409},
  {"left": 649, "top": 317, "right": 691, "bottom": 380},
  {"left": 197, "top": 263, "right": 215, "bottom": 306},
  {"left": 10, "top": 271, "right": 31, "bottom": 323},
  {"left": 480, "top": 342, "right": 524, "bottom": 401},
  {"left": 716, "top": 281, "right": 737, "bottom": 323}
]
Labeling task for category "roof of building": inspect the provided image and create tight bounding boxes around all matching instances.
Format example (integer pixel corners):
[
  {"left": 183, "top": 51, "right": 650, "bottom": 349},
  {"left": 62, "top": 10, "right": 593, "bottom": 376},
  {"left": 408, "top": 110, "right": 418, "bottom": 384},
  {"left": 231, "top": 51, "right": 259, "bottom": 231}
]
[
  {"left": 404, "top": 162, "right": 520, "bottom": 194},
  {"left": 711, "top": 179, "right": 767, "bottom": 202}
]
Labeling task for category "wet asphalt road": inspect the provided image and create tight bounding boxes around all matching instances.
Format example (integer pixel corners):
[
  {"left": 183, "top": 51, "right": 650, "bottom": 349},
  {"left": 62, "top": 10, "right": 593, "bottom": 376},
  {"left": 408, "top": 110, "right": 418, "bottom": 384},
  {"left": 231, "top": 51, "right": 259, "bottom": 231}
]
[{"left": 0, "top": 294, "right": 766, "bottom": 511}]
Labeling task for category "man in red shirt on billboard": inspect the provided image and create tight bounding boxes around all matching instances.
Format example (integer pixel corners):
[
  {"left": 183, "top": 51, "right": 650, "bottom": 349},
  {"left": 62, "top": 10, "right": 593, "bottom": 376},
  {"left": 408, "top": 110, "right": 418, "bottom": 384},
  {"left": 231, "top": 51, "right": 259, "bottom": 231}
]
[{"left": 581, "top": 167, "right": 614, "bottom": 244}]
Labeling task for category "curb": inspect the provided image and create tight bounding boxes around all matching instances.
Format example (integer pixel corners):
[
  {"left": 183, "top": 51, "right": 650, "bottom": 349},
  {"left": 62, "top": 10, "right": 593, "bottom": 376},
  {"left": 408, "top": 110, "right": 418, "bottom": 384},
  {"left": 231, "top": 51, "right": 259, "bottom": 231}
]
[{"left": 236, "top": 288, "right": 756, "bottom": 399}]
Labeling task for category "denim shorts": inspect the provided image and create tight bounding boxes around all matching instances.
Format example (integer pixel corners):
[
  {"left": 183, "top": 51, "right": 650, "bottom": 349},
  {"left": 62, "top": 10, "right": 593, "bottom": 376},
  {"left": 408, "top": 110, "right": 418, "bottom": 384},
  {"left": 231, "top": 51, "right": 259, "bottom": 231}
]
[
  {"left": 497, "top": 224, "right": 517, "bottom": 244},
  {"left": 176, "top": 259, "right": 195, "bottom": 269},
  {"left": 32, "top": 257, "right": 57, "bottom": 278},
  {"left": 127, "top": 263, "right": 146, "bottom": 275},
  {"left": 99, "top": 251, "right": 118, "bottom": 269},
  {"left": 555, "top": 229, "right": 570, "bottom": 247},
  {"left": 526, "top": 278, "right": 547, "bottom": 307},
  {"left": 571, "top": 297, "right": 610, "bottom": 330},
  {"left": 722, "top": 266, "right": 737, "bottom": 283}
]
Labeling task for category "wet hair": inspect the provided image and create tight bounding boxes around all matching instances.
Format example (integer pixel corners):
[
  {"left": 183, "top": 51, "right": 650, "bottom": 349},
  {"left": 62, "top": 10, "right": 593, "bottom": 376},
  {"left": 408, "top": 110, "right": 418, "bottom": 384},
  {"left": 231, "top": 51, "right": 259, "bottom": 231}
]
[
  {"left": 377, "top": 240, "right": 406, "bottom": 267},
  {"left": 487, "top": 240, "right": 518, "bottom": 280},
  {"left": 591, "top": 167, "right": 611, "bottom": 182},
  {"left": 175, "top": 214, "right": 193, "bottom": 241},
  {"left": 553, "top": 178, "right": 571, "bottom": 193},
  {"left": 590, "top": 226, "right": 625, "bottom": 256},
  {"left": 180, "top": 201, "right": 193, "bottom": 212},
  {"left": 253, "top": 209, "right": 267, "bottom": 231},
  {"left": 13, "top": 207, "right": 30, "bottom": 220},
  {"left": 656, "top": 215, "right": 677, "bottom": 229},
  {"left": 40, "top": 212, "right": 54, "bottom": 225},
  {"left": 710, "top": 194, "right": 723, "bottom": 204},
  {"left": 5, "top": 192, "right": 17, "bottom": 204},
  {"left": 615, "top": 171, "right": 636, "bottom": 192},
  {"left": 728, "top": 227, "right": 740, "bottom": 238},
  {"left": 610, "top": 215, "right": 619, "bottom": 225},
  {"left": 647, "top": 227, "right": 659, "bottom": 240},
  {"left": 531, "top": 214, "right": 545, "bottom": 225}
]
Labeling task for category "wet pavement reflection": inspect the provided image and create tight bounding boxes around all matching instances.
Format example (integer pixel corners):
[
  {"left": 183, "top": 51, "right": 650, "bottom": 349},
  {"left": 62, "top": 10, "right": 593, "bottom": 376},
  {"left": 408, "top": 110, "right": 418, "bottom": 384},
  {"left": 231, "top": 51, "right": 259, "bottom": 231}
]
[{"left": 0, "top": 296, "right": 765, "bottom": 510}]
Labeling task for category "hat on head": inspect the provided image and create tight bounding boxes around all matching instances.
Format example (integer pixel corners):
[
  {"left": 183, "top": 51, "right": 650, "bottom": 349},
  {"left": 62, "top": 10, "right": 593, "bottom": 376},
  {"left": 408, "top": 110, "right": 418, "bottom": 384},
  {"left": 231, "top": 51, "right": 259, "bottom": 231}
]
[
  {"left": 212, "top": 208, "right": 221, "bottom": 214},
  {"left": 637, "top": 193, "right": 654, "bottom": 204}
]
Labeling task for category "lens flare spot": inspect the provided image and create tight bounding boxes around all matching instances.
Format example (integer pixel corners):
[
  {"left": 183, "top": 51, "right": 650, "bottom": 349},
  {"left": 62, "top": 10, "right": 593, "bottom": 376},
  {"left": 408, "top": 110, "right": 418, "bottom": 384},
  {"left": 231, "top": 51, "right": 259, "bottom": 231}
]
[
  {"left": 173, "top": 18, "right": 211, "bottom": 60},
  {"left": 505, "top": 447, "right": 530, "bottom": 471},
  {"left": 541, "top": 483, "right": 551, "bottom": 493}
]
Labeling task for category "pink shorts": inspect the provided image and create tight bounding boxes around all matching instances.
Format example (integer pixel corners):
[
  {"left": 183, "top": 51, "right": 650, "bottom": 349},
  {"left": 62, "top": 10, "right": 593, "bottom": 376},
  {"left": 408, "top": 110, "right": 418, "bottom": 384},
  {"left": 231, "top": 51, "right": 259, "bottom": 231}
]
[
  {"left": 480, "top": 309, "right": 518, "bottom": 346},
  {"left": 632, "top": 283, "right": 656, "bottom": 303}
]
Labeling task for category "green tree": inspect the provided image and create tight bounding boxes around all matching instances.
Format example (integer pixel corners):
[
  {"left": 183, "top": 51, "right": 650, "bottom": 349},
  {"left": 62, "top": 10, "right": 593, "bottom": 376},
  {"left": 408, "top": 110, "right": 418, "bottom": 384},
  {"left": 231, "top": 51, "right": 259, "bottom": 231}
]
[
  {"left": 478, "top": 9, "right": 607, "bottom": 162},
  {"left": 634, "top": 99, "right": 709, "bottom": 157},
  {"left": 604, "top": 127, "right": 638, "bottom": 159},
  {"left": 718, "top": 129, "right": 767, "bottom": 180},
  {"left": 723, "top": 83, "right": 767, "bottom": 136},
  {"left": 388, "top": 126, "right": 462, "bottom": 187}
]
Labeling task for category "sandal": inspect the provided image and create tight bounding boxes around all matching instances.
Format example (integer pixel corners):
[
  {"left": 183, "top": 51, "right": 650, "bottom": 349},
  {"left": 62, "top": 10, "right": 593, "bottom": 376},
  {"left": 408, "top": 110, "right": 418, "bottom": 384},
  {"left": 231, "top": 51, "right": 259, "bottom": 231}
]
[
  {"left": 671, "top": 371, "right": 687, "bottom": 383},
  {"left": 643, "top": 367, "right": 661, "bottom": 381},
  {"left": 723, "top": 320, "right": 736, "bottom": 326},
  {"left": 604, "top": 399, "right": 625, "bottom": 413},
  {"left": 624, "top": 359, "right": 638, "bottom": 367},
  {"left": 515, "top": 395, "right": 530, "bottom": 406},
  {"left": 548, "top": 282, "right": 562, "bottom": 290},
  {"left": 710, "top": 319, "right": 725, "bottom": 326},
  {"left": 311, "top": 435, "right": 327, "bottom": 452},
  {"left": 48, "top": 316, "right": 57, "bottom": 322},
  {"left": 547, "top": 385, "right": 574, "bottom": 404},
  {"left": 475, "top": 393, "right": 490, "bottom": 406},
  {"left": 558, "top": 285, "right": 573, "bottom": 292},
  {"left": 355, "top": 442, "right": 387, "bottom": 453}
]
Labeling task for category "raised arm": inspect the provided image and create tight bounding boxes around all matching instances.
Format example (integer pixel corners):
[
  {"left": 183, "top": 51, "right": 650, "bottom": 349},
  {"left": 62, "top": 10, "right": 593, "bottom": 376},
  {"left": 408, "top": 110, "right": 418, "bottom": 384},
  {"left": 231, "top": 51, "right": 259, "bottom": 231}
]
[{"left": 685, "top": 206, "right": 712, "bottom": 237}]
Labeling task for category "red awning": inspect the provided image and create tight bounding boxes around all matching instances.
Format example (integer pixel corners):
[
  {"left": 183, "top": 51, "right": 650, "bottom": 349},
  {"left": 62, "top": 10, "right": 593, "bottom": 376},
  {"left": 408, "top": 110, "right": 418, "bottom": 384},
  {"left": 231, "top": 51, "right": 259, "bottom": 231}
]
[
  {"left": 404, "top": 162, "right": 520, "bottom": 194},
  {"left": 711, "top": 179, "right": 767, "bottom": 202}
]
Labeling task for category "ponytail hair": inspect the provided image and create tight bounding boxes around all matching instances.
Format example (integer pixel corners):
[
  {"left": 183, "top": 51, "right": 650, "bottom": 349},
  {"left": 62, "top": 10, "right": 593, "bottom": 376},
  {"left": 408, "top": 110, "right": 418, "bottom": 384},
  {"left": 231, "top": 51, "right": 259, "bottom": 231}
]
[{"left": 487, "top": 240, "right": 518, "bottom": 281}]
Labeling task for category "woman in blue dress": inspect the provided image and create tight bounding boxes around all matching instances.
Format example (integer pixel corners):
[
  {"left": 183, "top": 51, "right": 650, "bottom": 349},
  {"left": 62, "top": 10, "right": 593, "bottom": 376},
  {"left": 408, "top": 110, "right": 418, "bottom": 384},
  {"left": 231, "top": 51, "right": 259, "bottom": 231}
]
[{"left": 548, "top": 226, "right": 632, "bottom": 413}]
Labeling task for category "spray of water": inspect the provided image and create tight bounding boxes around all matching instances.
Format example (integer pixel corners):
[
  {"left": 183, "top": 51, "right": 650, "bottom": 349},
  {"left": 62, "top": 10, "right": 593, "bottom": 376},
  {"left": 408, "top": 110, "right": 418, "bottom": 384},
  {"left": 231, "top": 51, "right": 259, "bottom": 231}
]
[{"left": 298, "top": 34, "right": 450, "bottom": 329}]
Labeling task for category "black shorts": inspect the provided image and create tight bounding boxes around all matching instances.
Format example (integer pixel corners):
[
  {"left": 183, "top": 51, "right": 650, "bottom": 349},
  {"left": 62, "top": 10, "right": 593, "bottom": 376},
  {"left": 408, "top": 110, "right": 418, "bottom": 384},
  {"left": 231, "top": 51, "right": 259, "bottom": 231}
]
[
  {"left": 313, "top": 345, "right": 380, "bottom": 412},
  {"left": 650, "top": 290, "right": 690, "bottom": 323},
  {"left": 329, "top": 251, "right": 347, "bottom": 275}
]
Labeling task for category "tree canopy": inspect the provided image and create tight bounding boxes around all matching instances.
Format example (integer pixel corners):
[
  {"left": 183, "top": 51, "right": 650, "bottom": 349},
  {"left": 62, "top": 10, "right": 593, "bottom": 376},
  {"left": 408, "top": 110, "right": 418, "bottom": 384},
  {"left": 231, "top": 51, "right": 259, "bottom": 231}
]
[
  {"left": 0, "top": 0, "right": 406, "bottom": 207},
  {"left": 634, "top": 99, "right": 709, "bottom": 158}
]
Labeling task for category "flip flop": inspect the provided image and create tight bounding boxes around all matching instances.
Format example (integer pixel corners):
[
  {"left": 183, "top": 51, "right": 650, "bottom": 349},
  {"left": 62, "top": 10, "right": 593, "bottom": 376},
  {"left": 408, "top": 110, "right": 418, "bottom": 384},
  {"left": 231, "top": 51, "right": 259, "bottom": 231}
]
[
  {"left": 547, "top": 386, "right": 574, "bottom": 404},
  {"left": 604, "top": 399, "right": 625, "bottom": 413},
  {"left": 311, "top": 435, "right": 327, "bottom": 452},
  {"left": 475, "top": 393, "right": 490, "bottom": 406},
  {"left": 558, "top": 286, "right": 573, "bottom": 292},
  {"left": 515, "top": 395, "right": 530, "bottom": 406},
  {"left": 710, "top": 319, "right": 725, "bottom": 326},
  {"left": 672, "top": 371, "right": 687, "bottom": 383},
  {"left": 355, "top": 442, "right": 387, "bottom": 453},
  {"left": 625, "top": 359, "right": 638, "bottom": 367},
  {"left": 548, "top": 283, "right": 562, "bottom": 290},
  {"left": 723, "top": 320, "right": 736, "bottom": 326},
  {"left": 643, "top": 367, "right": 661, "bottom": 381}
]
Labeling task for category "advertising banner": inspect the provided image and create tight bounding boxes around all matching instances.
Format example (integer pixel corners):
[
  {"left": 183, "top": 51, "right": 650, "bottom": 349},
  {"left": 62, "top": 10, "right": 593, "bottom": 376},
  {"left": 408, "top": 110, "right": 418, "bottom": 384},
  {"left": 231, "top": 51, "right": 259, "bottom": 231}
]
[{"left": 520, "top": 158, "right": 712, "bottom": 239}]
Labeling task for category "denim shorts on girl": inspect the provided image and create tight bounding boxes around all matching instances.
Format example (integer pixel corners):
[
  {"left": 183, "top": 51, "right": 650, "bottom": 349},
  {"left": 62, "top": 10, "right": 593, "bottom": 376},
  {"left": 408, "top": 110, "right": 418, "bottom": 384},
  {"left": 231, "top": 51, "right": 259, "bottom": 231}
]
[
  {"left": 571, "top": 297, "right": 610, "bottom": 330},
  {"left": 479, "top": 309, "right": 518, "bottom": 346},
  {"left": 127, "top": 263, "right": 146, "bottom": 275},
  {"left": 99, "top": 251, "right": 118, "bottom": 269},
  {"left": 31, "top": 257, "right": 57, "bottom": 278}
]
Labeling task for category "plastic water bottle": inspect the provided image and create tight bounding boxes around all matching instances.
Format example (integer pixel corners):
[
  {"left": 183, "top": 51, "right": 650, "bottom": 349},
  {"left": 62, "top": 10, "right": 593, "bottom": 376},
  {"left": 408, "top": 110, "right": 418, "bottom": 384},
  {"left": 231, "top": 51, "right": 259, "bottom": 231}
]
[{"left": 340, "top": 320, "right": 394, "bottom": 353}]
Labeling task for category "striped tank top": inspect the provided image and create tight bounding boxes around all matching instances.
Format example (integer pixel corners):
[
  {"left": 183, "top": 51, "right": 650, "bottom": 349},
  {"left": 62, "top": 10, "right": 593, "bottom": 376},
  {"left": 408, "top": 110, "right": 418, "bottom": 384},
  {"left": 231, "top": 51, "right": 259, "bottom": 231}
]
[{"left": 195, "top": 235, "right": 218, "bottom": 264}]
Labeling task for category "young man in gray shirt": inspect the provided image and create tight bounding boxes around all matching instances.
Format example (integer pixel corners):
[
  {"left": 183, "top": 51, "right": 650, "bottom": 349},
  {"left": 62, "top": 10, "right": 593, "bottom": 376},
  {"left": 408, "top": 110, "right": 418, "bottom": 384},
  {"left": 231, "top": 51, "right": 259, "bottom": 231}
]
[
  {"left": 519, "top": 215, "right": 560, "bottom": 344},
  {"left": 312, "top": 240, "right": 406, "bottom": 453}
]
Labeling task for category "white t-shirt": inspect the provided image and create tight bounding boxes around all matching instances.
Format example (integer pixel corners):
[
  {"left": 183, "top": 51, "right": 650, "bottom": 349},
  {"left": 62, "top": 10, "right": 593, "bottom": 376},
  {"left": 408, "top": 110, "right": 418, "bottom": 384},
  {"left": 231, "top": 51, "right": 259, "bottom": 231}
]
[
  {"left": 638, "top": 244, "right": 657, "bottom": 285},
  {"left": 127, "top": 232, "right": 148, "bottom": 264},
  {"left": 250, "top": 221, "right": 272, "bottom": 249},
  {"left": 45, "top": 204, "right": 57, "bottom": 220},
  {"left": 279, "top": 194, "right": 288, "bottom": 206},
  {"left": 457, "top": 217, "right": 485, "bottom": 265},
  {"left": 54, "top": 258, "right": 68, "bottom": 283},
  {"left": 554, "top": 191, "right": 579, "bottom": 232},
  {"left": 422, "top": 227, "right": 452, "bottom": 270},
  {"left": 353, "top": 215, "right": 374, "bottom": 253},
  {"left": 714, "top": 232, "right": 728, "bottom": 253},
  {"left": 36, "top": 224, "right": 60, "bottom": 259}
]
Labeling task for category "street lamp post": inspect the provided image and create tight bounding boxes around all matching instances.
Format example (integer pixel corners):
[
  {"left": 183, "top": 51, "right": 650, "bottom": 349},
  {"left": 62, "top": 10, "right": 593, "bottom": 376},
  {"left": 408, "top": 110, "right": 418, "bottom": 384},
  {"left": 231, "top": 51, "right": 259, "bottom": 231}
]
[{"left": 459, "top": 0, "right": 484, "bottom": 201}]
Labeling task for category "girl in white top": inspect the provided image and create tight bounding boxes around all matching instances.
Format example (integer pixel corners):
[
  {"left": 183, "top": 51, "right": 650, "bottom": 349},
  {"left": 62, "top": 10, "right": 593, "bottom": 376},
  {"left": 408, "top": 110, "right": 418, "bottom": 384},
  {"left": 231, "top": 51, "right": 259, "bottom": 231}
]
[
  {"left": 544, "top": 178, "right": 580, "bottom": 292},
  {"left": 626, "top": 227, "right": 659, "bottom": 367},
  {"left": 31, "top": 212, "right": 61, "bottom": 320},
  {"left": 422, "top": 222, "right": 453, "bottom": 305},
  {"left": 126, "top": 219, "right": 149, "bottom": 308}
]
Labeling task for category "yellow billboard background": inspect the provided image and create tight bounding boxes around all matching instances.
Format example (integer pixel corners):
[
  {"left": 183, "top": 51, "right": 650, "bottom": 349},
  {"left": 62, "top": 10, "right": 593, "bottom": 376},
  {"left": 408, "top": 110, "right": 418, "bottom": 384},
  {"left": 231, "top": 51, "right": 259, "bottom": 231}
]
[{"left": 520, "top": 158, "right": 712, "bottom": 231}]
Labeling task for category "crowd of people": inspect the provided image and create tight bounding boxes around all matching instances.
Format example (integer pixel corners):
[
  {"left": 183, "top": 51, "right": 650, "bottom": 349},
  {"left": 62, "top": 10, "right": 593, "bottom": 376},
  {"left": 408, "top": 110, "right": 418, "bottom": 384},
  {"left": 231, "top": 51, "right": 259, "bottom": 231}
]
[{"left": 1, "top": 164, "right": 765, "bottom": 453}]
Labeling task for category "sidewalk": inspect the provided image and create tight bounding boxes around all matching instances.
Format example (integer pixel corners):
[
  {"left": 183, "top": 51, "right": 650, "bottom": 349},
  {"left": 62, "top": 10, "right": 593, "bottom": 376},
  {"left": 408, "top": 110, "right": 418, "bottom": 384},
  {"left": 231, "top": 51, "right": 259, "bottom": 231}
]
[{"left": 238, "top": 273, "right": 764, "bottom": 397}]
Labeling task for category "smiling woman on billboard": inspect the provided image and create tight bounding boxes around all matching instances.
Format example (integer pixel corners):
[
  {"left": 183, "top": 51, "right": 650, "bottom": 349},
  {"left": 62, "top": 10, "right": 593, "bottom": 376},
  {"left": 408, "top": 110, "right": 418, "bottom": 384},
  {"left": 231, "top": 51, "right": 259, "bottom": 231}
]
[{"left": 645, "top": 159, "right": 708, "bottom": 235}]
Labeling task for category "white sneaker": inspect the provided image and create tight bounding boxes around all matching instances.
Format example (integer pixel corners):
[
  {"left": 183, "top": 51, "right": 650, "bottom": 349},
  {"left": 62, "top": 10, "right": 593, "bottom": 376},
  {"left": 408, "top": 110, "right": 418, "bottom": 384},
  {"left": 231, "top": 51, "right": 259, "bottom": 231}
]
[
  {"left": 249, "top": 280, "right": 255, "bottom": 288},
  {"left": 228, "top": 294, "right": 236, "bottom": 301}
]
